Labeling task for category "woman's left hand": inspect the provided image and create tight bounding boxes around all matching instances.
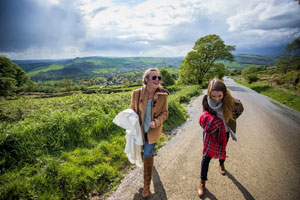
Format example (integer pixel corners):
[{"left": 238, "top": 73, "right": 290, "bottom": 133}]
[{"left": 149, "top": 121, "right": 156, "bottom": 128}]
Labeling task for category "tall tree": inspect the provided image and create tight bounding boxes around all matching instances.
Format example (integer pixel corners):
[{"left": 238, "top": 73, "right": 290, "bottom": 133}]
[
  {"left": 211, "top": 63, "right": 227, "bottom": 79},
  {"left": 179, "top": 34, "right": 235, "bottom": 85},
  {"left": 0, "top": 56, "right": 31, "bottom": 96},
  {"left": 159, "top": 68, "right": 175, "bottom": 86},
  {"left": 277, "top": 37, "right": 300, "bottom": 74}
]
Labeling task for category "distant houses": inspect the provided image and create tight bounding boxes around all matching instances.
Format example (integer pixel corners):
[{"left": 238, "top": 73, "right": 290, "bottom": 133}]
[{"left": 266, "top": 65, "right": 277, "bottom": 70}]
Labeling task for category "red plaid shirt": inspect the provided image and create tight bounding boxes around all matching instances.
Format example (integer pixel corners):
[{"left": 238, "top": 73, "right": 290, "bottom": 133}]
[{"left": 199, "top": 111, "right": 227, "bottom": 160}]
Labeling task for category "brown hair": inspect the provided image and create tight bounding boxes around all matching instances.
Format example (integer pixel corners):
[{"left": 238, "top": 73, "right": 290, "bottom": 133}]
[
  {"left": 142, "top": 68, "right": 163, "bottom": 88},
  {"left": 207, "top": 78, "right": 234, "bottom": 122}
]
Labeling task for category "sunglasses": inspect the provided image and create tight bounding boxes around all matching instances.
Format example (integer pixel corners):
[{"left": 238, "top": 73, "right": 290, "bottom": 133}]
[{"left": 151, "top": 76, "right": 162, "bottom": 81}]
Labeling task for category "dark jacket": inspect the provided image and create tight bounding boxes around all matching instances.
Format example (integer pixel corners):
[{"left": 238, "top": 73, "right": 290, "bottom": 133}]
[{"left": 202, "top": 95, "right": 244, "bottom": 133}]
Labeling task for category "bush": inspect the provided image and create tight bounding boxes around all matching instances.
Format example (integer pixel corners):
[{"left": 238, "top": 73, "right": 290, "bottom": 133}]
[
  {"left": 246, "top": 73, "right": 259, "bottom": 83},
  {"left": 271, "top": 71, "right": 300, "bottom": 86},
  {"left": 163, "top": 100, "right": 187, "bottom": 132},
  {"left": 241, "top": 65, "right": 263, "bottom": 76},
  {"left": 165, "top": 85, "right": 181, "bottom": 93},
  {"left": 178, "top": 95, "right": 191, "bottom": 103},
  {"left": 160, "top": 69, "right": 175, "bottom": 86}
]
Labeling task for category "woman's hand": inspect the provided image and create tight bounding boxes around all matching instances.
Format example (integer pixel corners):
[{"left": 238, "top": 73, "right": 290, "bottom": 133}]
[{"left": 149, "top": 121, "right": 156, "bottom": 128}]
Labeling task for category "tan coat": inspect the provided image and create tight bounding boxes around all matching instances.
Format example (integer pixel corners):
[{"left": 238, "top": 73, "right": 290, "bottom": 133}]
[{"left": 130, "top": 86, "right": 169, "bottom": 144}]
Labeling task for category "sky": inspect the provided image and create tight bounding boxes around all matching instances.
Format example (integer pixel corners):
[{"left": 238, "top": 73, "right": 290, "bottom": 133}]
[{"left": 0, "top": 0, "right": 299, "bottom": 60}]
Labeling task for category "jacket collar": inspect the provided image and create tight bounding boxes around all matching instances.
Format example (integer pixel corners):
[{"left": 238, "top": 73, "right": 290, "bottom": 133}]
[{"left": 141, "top": 86, "right": 169, "bottom": 101}]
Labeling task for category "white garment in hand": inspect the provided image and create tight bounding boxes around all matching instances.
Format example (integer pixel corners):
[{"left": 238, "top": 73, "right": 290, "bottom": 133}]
[{"left": 113, "top": 109, "right": 143, "bottom": 167}]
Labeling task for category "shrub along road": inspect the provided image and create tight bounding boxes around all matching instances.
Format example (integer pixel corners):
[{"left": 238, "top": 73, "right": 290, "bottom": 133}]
[{"left": 106, "top": 78, "right": 300, "bottom": 200}]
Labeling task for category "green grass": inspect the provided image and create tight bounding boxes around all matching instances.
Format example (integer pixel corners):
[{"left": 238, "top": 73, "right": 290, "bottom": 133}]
[
  {"left": 0, "top": 84, "right": 201, "bottom": 199},
  {"left": 234, "top": 78, "right": 300, "bottom": 112},
  {"left": 221, "top": 61, "right": 245, "bottom": 69},
  {"left": 28, "top": 64, "right": 65, "bottom": 76},
  {"left": 91, "top": 68, "right": 119, "bottom": 74},
  {"left": 118, "top": 70, "right": 144, "bottom": 76},
  {"left": 168, "top": 85, "right": 201, "bottom": 103}
]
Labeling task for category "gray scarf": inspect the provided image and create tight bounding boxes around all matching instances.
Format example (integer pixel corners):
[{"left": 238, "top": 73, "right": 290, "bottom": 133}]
[
  {"left": 207, "top": 96, "right": 237, "bottom": 141},
  {"left": 207, "top": 96, "right": 223, "bottom": 110}
]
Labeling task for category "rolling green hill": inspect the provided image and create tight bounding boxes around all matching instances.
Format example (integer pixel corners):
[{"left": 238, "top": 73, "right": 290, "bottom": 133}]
[
  {"left": 14, "top": 54, "right": 278, "bottom": 81},
  {"left": 15, "top": 57, "right": 183, "bottom": 81},
  {"left": 230, "top": 54, "right": 278, "bottom": 67}
]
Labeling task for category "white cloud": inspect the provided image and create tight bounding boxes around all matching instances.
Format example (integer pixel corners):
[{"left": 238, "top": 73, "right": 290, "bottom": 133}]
[
  {"left": 227, "top": 1, "right": 300, "bottom": 32},
  {"left": 79, "top": 0, "right": 201, "bottom": 41},
  {"left": 1, "top": 0, "right": 299, "bottom": 59}
]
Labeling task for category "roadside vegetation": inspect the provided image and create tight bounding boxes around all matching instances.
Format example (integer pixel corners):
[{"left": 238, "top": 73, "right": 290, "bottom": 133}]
[
  {"left": 0, "top": 54, "right": 203, "bottom": 199},
  {"left": 232, "top": 38, "right": 300, "bottom": 112},
  {"left": 0, "top": 80, "right": 200, "bottom": 199}
]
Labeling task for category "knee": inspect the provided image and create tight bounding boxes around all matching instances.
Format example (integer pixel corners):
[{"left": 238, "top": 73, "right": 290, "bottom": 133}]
[{"left": 202, "top": 155, "right": 211, "bottom": 164}]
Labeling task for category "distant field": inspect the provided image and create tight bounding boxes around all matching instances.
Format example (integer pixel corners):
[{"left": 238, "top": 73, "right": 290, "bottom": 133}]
[
  {"left": 14, "top": 54, "right": 278, "bottom": 81},
  {"left": 221, "top": 54, "right": 278, "bottom": 69},
  {"left": 28, "top": 64, "right": 65, "bottom": 76},
  {"left": 91, "top": 67, "right": 119, "bottom": 74}
]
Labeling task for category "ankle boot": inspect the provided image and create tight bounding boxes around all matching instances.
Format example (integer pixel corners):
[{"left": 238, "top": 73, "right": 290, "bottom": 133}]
[
  {"left": 198, "top": 179, "right": 206, "bottom": 197},
  {"left": 219, "top": 163, "right": 226, "bottom": 175},
  {"left": 142, "top": 157, "right": 154, "bottom": 198}
]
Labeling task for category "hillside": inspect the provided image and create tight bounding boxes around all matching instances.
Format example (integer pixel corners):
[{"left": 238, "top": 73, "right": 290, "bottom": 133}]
[
  {"left": 222, "top": 54, "right": 278, "bottom": 69},
  {"left": 14, "top": 57, "right": 183, "bottom": 81},
  {"left": 14, "top": 54, "right": 279, "bottom": 81}
]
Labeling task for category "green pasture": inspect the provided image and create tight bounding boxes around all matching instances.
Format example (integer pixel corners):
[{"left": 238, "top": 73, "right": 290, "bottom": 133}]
[
  {"left": 91, "top": 68, "right": 119, "bottom": 74},
  {"left": 0, "top": 84, "right": 201, "bottom": 199},
  {"left": 28, "top": 64, "right": 65, "bottom": 76}
]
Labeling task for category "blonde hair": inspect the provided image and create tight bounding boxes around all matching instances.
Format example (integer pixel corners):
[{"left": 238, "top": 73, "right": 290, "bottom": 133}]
[
  {"left": 207, "top": 78, "right": 234, "bottom": 122},
  {"left": 142, "top": 68, "right": 163, "bottom": 88}
]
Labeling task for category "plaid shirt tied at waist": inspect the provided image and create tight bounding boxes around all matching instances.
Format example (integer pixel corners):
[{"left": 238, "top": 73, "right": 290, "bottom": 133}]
[{"left": 199, "top": 111, "right": 227, "bottom": 160}]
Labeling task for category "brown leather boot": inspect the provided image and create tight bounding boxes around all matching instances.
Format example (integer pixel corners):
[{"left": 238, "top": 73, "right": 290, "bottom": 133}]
[
  {"left": 198, "top": 179, "right": 206, "bottom": 197},
  {"left": 142, "top": 157, "right": 154, "bottom": 198},
  {"left": 219, "top": 163, "right": 226, "bottom": 175}
]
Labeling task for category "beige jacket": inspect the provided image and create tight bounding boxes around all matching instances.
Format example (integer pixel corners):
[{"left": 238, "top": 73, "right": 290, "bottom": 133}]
[{"left": 130, "top": 86, "right": 169, "bottom": 144}]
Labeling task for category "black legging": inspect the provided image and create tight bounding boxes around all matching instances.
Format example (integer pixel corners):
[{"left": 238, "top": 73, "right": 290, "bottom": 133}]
[{"left": 200, "top": 132, "right": 229, "bottom": 180}]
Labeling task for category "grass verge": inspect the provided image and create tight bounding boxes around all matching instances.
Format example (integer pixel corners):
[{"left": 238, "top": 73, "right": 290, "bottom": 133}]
[{"left": 234, "top": 78, "right": 300, "bottom": 112}]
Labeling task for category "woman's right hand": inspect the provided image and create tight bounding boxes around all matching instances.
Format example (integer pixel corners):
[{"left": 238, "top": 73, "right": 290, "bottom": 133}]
[{"left": 149, "top": 121, "right": 156, "bottom": 128}]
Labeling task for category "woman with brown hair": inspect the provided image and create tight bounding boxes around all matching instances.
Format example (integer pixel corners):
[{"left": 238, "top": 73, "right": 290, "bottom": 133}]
[
  {"left": 198, "top": 78, "right": 244, "bottom": 197},
  {"left": 130, "top": 68, "right": 169, "bottom": 198}
]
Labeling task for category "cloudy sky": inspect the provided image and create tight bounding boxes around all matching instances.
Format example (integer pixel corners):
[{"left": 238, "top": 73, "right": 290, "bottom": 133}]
[{"left": 0, "top": 0, "right": 299, "bottom": 60}]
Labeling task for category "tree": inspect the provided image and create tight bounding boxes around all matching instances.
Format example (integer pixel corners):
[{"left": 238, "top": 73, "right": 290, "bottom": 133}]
[
  {"left": 241, "top": 65, "right": 262, "bottom": 83},
  {"left": 0, "top": 77, "right": 17, "bottom": 96},
  {"left": 241, "top": 65, "right": 262, "bottom": 76},
  {"left": 159, "top": 68, "right": 175, "bottom": 86},
  {"left": 211, "top": 63, "right": 227, "bottom": 79},
  {"left": 0, "top": 56, "right": 32, "bottom": 96},
  {"left": 61, "top": 77, "right": 73, "bottom": 92},
  {"left": 179, "top": 34, "right": 235, "bottom": 85},
  {"left": 277, "top": 37, "right": 300, "bottom": 74},
  {"left": 201, "top": 63, "right": 227, "bottom": 82}
]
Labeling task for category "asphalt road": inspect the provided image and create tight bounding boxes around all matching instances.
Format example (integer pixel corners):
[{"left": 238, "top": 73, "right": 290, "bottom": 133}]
[{"left": 106, "top": 78, "right": 300, "bottom": 200}]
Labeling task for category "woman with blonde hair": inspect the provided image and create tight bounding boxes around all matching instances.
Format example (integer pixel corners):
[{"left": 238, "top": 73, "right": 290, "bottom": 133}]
[
  {"left": 130, "top": 68, "right": 169, "bottom": 198},
  {"left": 198, "top": 78, "right": 244, "bottom": 197}
]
